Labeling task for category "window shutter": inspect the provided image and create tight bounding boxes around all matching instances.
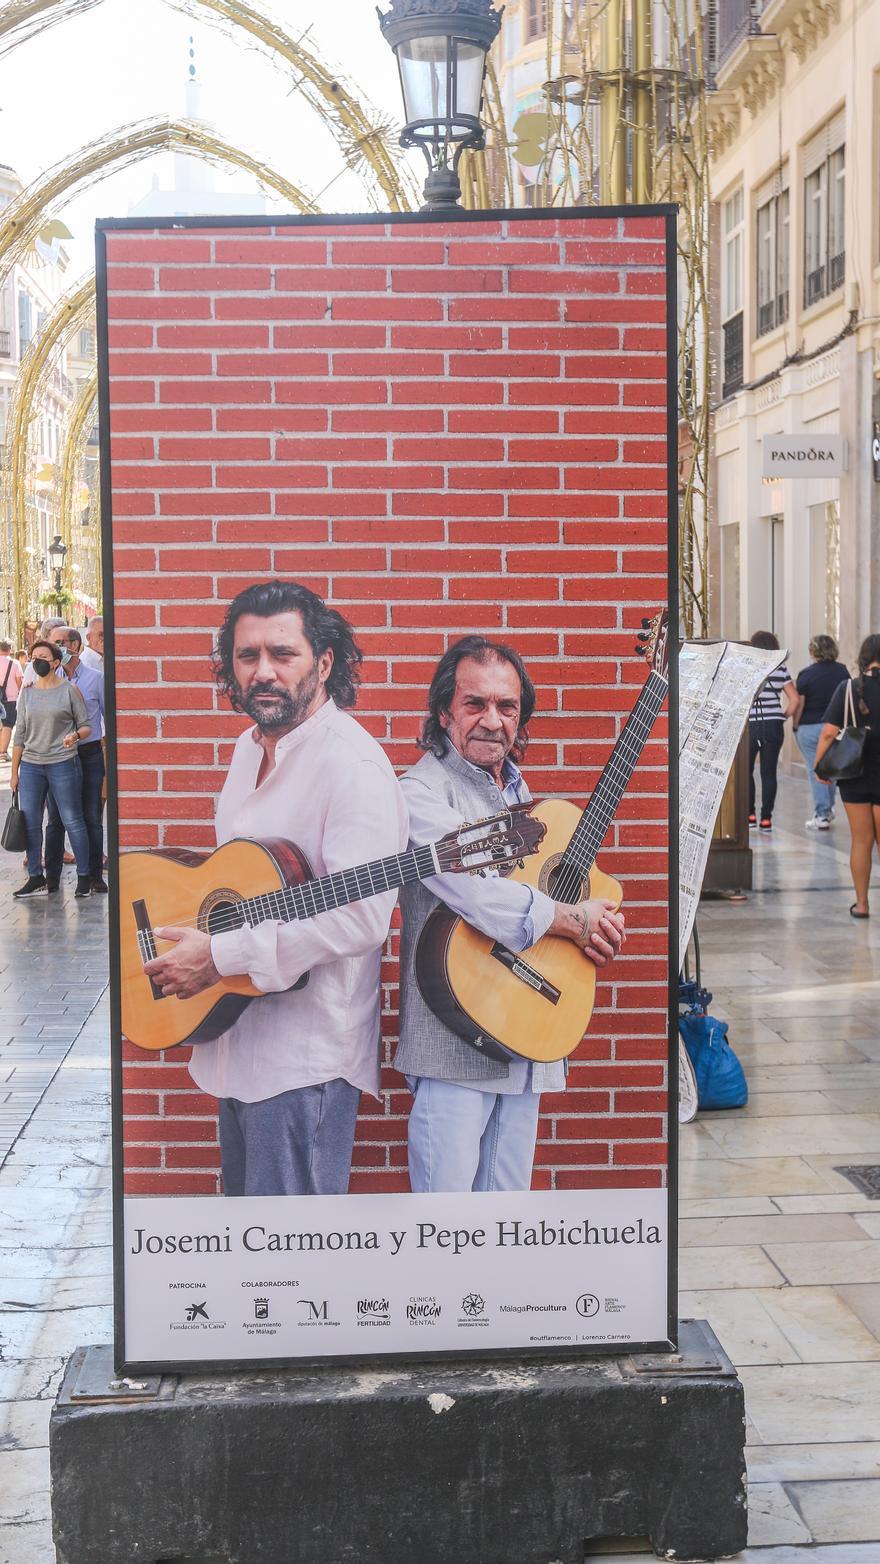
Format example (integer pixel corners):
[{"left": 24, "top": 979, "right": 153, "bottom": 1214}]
[
  {"left": 802, "top": 110, "right": 845, "bottom": 178},
  {"left": 754, "top": 162, "right": 787, "bottom": 210}
]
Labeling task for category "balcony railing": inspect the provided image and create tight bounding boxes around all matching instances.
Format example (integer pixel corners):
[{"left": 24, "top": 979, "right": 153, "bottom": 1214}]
[
  {"left": 829, "top": 251, "right": 845, "bottom": 291},
  {"left": 756, "top": 291, "right": 789, "bottom": 338},
  {"left": 0, "top": 328, "right": 10, "bottom": 356},
  {"left": 716, "top": 0, "right": 764, "bottom": 69},
  {"left": 757, "top": 300, "right": 776, "bottom": 337},
  {"left": 722, "top": 312, "right": 744, "bottom": 398}
]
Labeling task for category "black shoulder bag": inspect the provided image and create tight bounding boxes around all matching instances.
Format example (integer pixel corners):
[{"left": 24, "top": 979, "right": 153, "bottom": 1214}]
[{"left": 815, "top": 679, "right": 868, "bottom": 783}]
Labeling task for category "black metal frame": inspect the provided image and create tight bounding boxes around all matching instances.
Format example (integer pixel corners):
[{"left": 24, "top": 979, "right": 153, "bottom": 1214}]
[{"left": 96, "top": 202, "right": 680, "bottom": 1376}]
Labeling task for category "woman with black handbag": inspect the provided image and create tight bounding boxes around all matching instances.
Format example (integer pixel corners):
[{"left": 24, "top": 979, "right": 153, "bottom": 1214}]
[{"left": 816, "top": 633, "right": 880, "bottom": 919}]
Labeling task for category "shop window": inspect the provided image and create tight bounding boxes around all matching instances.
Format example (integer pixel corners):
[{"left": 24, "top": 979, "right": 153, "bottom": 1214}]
[
  {"left": 803, "top": 115, "right": 845, "bottom": 307},
  {"left": 756, "top": 181, "right": 789, "bottom": 337}
]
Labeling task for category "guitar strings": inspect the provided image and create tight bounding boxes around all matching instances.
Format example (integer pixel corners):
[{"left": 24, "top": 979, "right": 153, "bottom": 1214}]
[
  {"left": 550, "top": 675, "right": 667, "bottom": 906},
  {"left": 552, "top": 699, "right": 664, "bottom": 905},
  {"left": 134, "top": 677, "right": 665, "bottom": 949}
]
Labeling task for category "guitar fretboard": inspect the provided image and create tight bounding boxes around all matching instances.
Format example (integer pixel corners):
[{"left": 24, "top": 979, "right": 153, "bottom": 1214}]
[
  {"left": 215, "top": 843, "right": 440, "bottom": 930},
  {"left": 560, "top": 668, "right": 668, "bottom": 882}
]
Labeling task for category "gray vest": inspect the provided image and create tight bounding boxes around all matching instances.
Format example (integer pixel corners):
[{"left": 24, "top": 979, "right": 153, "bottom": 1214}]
[{"left": 394, "top": 745, "right": 563, "bottom": 1092}]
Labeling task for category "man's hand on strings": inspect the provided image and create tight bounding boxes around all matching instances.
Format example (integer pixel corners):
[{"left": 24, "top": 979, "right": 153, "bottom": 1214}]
[{"left": 144, "top": 927, "right": 220, "bottom": 999}]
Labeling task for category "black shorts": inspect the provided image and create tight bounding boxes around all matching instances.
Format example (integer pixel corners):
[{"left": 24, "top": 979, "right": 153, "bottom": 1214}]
[
  {"left": 1, "top": 700, "right": 15, "bottom": 729},
  {"left": 838, "top": 781, "right": 880, "bottom": 806}
]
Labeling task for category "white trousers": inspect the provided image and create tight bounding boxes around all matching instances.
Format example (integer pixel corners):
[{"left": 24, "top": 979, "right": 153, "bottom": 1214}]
[{"left": 407, "top": 1076, "right": 541, "bottom": 1193}]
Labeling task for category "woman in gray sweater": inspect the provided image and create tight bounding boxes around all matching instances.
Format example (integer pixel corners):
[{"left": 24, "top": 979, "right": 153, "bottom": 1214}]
[{"left": 10, "top": 639, "right": 92, "bottom": 898}]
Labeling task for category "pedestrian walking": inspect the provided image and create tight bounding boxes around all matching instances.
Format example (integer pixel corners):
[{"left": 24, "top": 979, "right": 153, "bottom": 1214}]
[
  {"left": 792, "top": 635, "right": 849, "bottom": 831},
  {"left": 816, "top": 633, "right": 880, "bottom": 919},
  {"left": 9, "top": 640, "right": 93, "bottom": 899},
  {"left": 747, "top": 631, "right": 798, "bottom": 831},
  {"left": 0, "top": 639, "right": 22, "bottom": 761},
  {"left": 20, "top": 617, "right": 69, "bottom": 689},
  {"left": 79, "top": 616, "right": 103, "bottom": 672},
  {"left": 45, "top": 627, "right": 107, "bottom": 893}
]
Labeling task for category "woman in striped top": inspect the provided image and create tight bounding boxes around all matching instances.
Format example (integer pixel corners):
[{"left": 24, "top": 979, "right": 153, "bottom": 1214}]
[{"left": 748, "top": 630, "right": 798, "bottom": 831}]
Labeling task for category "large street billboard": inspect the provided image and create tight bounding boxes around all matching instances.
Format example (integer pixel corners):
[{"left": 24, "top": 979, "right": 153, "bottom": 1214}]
[{"left": 98, "top": 208, "right": 678, "bottom": 1371}]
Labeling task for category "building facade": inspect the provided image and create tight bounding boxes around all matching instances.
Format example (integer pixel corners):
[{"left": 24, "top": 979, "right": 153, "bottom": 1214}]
[
  {"left": 0, "top": 163, "right": 75, "bottom": 640},
  {"left": 708, "top": 0, "right": 880, "bottom": 675}
]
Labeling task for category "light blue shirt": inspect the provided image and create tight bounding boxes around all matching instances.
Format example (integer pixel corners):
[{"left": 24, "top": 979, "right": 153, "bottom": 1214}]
[
  {"left": 67, "top": 660, "right": 104, "bottom": 740},
  {"left": 400, "top": 752, "right": 564, "bottom": 1096}
]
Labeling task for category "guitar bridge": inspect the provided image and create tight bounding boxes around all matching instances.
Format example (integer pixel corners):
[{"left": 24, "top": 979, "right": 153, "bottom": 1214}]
[
  {"left": 133, "top": 899, "right": 164, "bottom": 1001},
  {"left": 489, "top": 943, "right": 561, "bottom": 1005}
]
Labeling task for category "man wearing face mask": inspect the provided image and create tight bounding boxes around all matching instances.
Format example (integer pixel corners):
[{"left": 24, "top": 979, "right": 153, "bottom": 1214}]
[
  {"left": 141, "top": 580, "right": 408, "bottom": 1198},
  {"left": 45, "top": 626, "right": 106, "bottom": 894}
]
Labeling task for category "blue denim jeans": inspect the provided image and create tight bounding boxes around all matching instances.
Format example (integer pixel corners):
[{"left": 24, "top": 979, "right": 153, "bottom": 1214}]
[
  {"left": 407, "top": 1076, "right": 541, "bottom": 1193},
  {"left": 795, "top": 722, "right": 836, "bottom": 820},
  {"left": 18, "top": 756, "right": 90, "bottom": 878},
  {"left": 46, "top": 741, "right": 104, "bottom": 881}
]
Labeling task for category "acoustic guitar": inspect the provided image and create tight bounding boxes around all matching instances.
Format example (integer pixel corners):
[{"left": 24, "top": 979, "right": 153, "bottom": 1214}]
[
  {"left": 119, "top": 808, "right": 545, "bottom": 1054},
  {"left": 415, "top": 611, "right": 670, "bottom": 1064}
]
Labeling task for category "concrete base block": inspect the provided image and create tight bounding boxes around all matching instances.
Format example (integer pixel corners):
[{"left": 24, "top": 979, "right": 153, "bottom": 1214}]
[{"left": 50, "top": 1321, "right": 746, "bottom": 1563}]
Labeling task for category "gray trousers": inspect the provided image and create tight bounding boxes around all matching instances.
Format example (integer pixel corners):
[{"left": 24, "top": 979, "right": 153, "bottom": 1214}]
[{"left": 219, "top": 1079, "right": 361, "bottom": 1197}]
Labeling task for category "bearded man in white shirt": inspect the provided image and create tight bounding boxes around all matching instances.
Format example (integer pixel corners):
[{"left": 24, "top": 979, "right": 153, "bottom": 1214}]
[
  {"left": 395, "top": 637, "right": 625, "bottom": 1194},
  {"left": 143, "top": 581, "right": 408, "bottom": 1198}
]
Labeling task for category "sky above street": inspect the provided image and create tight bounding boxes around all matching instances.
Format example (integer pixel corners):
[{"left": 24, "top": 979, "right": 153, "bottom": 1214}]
[{"left": 1, "top": 0, "right": 415, "bottom": 275}]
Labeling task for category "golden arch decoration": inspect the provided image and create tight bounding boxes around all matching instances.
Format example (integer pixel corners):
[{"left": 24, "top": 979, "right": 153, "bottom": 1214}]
[
  {"left": 2, "top": 276, "right": 95, "bottom": 634},
  {"left": 0, "top": 115, "right": 319, "bottom": 284},
  {"left": 57, "top": 369, "right": 101, "bottom": 610},
  {"left": 58, "top": 367, "right": 97, "bottom": 552},
  {"left": 0, "top": 0, "right": 101, "bottom": 56},
  {"left": 0, "top": 0, "right": 418, "bottom": 213}
]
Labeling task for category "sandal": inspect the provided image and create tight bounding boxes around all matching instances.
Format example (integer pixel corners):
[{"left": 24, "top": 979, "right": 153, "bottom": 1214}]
[{"left": 850, "top": 904, "right": 870, "bottom": 919}]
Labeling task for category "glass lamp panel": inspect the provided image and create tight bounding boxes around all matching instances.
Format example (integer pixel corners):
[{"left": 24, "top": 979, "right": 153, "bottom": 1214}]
[
  {"left": 452, "top": 40, "right": 487, "bottom": 121},
  {"left": 398, "top": 35, "right": 449, "bottom": 124}
]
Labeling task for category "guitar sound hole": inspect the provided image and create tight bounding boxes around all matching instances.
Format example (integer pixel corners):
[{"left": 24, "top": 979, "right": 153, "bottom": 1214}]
[
  {"left": 545, "top": 859, "right": 584, "bottom": 905},
  {"left": 205, "top": 899, "right": 246, "bottom": 935}
]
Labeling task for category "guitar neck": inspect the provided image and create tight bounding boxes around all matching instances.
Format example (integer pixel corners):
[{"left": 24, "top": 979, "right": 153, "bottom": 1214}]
[
  {"left": 241, "top": 843, "right": 440, "bottom": 927},
  {"left": 564, "top": 669, "right": 668, "bottom": 876}
]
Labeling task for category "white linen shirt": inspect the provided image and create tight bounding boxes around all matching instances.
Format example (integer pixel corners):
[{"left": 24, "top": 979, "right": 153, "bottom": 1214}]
[{"left": 188, "top": 698, "right": 408, "bottom": 1105}]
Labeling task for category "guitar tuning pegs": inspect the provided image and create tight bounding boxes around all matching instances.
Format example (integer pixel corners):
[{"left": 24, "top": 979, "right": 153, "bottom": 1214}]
[
  {"left": 641, "top": 616, "right": 652, "bottom": 629},
  {"left": 634, "top": 645, "right": 646, "bottom": 655},
  {"left": 637, "top": 630, "right": 650, "bottom": 641}
]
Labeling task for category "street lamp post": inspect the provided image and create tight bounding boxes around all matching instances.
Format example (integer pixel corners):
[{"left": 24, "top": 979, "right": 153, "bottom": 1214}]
[
  {"left": 378, "top": 0, "right": 502, "bottom": 212},
  {"left": 48, "top": 533, "right": 68, "bottom": 596}
]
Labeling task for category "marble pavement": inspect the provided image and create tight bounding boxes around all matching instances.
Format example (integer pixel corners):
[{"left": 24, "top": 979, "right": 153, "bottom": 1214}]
[{"left": 2, "top": 761, "right": 880, "bottom": 1562}]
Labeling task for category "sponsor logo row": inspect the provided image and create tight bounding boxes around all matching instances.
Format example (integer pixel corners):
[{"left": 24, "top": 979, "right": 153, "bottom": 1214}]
[{"left": 170, "top": 1291, "right": 624, "bottom": 1331}]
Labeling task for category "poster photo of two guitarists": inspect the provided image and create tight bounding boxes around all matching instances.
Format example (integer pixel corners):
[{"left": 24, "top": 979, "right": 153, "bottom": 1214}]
[{"left": 101, "top": 207, "right": 677, "bottom": 1368}]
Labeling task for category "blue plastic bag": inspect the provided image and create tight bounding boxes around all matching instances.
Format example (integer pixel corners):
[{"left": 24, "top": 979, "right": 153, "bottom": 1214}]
[{"left": 678, "top": 1013, "right": 748, "bottom": 1112}]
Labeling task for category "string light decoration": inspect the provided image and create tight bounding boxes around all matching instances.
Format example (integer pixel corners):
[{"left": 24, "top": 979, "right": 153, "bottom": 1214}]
[
  {"left": 1, "top": 276, "right": 95, "bottom": 636},
  {"left": 0, "top": 115, "right": 320, "bottom": 288},
  {"left": 168, "top": 0, "right": 421, "bottom": 212},
  {"left": 460, "top": 0, "right": 712, "bottom": 635},
  {"left": 0, "top": 0, "right": 102, "bottom": 56},
  {"left": 0, "top": 0, "right": 713, "bottom": 638}
]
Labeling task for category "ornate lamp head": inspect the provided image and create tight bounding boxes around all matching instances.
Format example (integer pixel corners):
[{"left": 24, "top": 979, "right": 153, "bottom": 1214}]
[{"left": 378, "top": 0, "right": 503, "bottom": 210}]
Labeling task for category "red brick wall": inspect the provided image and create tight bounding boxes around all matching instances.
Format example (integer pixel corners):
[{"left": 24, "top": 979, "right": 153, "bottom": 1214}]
[{"left": 103, "top": 212, "right": 672, "bottom": 1198}]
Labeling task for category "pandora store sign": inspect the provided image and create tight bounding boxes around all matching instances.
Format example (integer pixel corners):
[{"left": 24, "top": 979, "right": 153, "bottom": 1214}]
[{"left": 762, "top": 434, "right": 848, "bottom": 478}]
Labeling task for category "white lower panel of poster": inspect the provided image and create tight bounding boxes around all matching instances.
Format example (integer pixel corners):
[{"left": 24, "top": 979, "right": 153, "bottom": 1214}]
[{"left": 123, "top": 1187, "right": 669, "bottom": 1364}]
